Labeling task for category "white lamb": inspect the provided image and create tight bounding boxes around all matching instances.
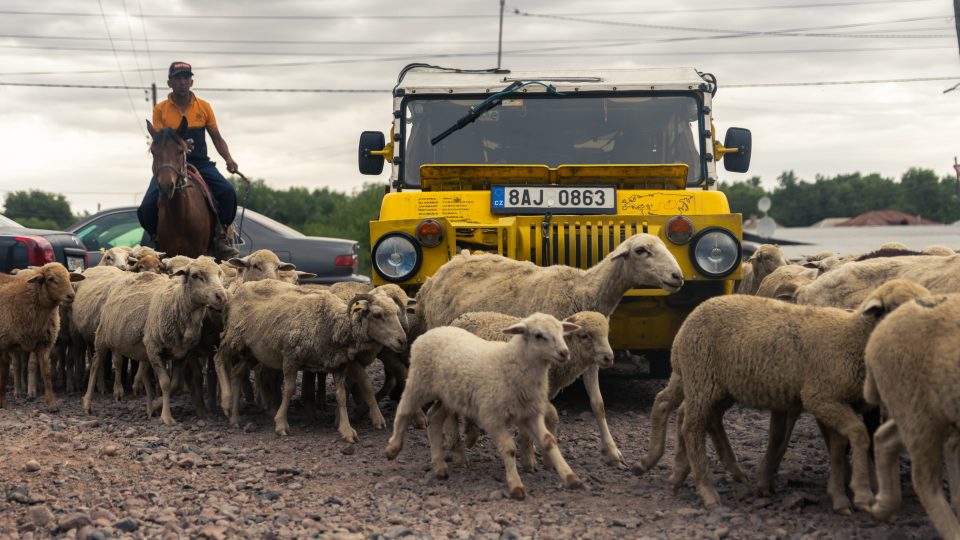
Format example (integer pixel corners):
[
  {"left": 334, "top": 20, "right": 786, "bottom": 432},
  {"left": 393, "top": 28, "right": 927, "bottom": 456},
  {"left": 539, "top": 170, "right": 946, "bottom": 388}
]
[{"left": 385, "top": 313, "right": 583, "bottom": 499}]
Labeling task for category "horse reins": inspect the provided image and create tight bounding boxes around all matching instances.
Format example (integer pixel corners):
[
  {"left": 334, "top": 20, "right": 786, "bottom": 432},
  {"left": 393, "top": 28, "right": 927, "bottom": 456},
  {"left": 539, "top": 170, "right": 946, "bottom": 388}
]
[{"left": 155, "top": 146, "right": 191, "bottom": 194}]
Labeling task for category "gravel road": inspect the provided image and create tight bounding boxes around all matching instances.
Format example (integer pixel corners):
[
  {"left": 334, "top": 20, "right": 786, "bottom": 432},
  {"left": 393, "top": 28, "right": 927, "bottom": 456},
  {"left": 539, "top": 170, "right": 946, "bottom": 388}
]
[{"left": 0, "top": 370, "right": 943, "bottom": 539}]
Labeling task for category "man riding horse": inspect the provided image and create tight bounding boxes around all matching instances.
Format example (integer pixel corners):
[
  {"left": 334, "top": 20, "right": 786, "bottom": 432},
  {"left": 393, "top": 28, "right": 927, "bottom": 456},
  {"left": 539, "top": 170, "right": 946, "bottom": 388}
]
[{"left": 138, "top": 61, "right": 240, "bottom": 259}]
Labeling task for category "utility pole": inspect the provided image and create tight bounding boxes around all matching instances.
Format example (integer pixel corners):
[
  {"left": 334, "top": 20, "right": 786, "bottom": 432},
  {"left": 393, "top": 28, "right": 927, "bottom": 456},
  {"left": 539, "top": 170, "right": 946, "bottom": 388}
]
[
  {"left": 954, "top": 156, "right": 960, "bottom": 196},
  {"left": 151, "top": 83, "right": 157, "bottom": 107},
  {"left": 496, "top": 0, "right": 505, "bottom": 69}
]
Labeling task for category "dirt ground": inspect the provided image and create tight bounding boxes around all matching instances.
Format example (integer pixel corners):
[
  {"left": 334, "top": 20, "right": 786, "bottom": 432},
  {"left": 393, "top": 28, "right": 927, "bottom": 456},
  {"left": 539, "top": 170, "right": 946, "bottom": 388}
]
[{"left": 0, "top": 367, "right": 944, "bottom": 540}]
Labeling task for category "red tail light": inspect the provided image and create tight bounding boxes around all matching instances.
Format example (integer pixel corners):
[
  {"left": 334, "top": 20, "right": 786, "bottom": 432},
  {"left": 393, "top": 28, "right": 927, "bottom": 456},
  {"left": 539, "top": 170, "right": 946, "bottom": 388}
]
[
  {"left": 15, "top": 235, "right": 55, "bottom": 266},
  {"left": 335, "top": 254, "right": 357, "bottom": 269}
]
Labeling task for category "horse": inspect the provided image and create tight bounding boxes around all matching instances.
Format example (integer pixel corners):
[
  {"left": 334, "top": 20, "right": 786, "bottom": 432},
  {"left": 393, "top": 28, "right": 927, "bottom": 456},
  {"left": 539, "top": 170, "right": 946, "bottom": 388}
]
[{"left": 146, "top": 117, "right": 216, "bottom": 259}]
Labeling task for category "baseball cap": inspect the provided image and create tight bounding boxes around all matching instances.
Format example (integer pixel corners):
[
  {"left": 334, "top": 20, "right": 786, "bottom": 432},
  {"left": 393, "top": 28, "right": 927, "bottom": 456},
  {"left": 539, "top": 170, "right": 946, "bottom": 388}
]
[{"left": 168, "top": 61, "right": 193, "bottom": 78}]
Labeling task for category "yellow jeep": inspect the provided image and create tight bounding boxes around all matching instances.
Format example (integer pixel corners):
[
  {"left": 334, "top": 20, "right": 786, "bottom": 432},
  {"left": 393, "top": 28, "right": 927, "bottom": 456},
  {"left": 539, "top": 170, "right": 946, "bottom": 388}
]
[{"left": 358, "top": 65, "right": 751, "bottom": 375}]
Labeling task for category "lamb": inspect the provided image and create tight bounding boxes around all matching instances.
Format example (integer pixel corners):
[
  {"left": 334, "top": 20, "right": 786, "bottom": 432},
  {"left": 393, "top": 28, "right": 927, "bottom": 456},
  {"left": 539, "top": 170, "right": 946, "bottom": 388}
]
[
  {"left": 83, "top": 257, "right": 228, "bottom": 423},
  {"left": 216, "top": 281, "right": 406, "bottom": 438},
  {"left": 863, "top": 291, "right": 960, "bottom": 539},
  {"left": 447, "top": 310, "right": 620, "bottom": 468},
  {"left": 130, "top": 254, "right": 164, "bottom": 274},
  {"left": 226, "top": 249, "right": 296, "bottom": 288},
  {"left": 385, "top": 313, "right": 583, "bottom": 499},
  {"left": 97, "top": 246, "right": 132, "bottom": 269},
  {"left": 161, "top": 255, "right": 194, "bottom": 275},
  {"left": 639, "top": 279, "right": 929, "bottom": 513},
  {"left": 796, "top": 254, "right": 960, "bottom": 309},
  {"left": 736, "top": 244, "right": 788, "bottom": 295},
  {"left": 0, "top": 263, "right": 83, "bottom": 411},
  {"left": 414, "top": 233, "right": 683, "bottom": 334}
]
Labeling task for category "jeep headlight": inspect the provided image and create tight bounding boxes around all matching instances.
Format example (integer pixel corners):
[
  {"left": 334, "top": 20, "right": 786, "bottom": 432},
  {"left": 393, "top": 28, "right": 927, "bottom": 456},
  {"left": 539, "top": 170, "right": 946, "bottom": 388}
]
[
  {"left": 373, "top": 233, "right": 421, "bottom": 282},
  {"left": 690, "top": 228, "right": 740, "bottom": 278}
]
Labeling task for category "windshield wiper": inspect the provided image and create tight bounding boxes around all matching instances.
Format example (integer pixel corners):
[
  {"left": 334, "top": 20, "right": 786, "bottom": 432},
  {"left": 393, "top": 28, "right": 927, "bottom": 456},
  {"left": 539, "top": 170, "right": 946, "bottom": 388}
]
[{"left": 430, "top": 80, "right": 524, "bottom": 146}]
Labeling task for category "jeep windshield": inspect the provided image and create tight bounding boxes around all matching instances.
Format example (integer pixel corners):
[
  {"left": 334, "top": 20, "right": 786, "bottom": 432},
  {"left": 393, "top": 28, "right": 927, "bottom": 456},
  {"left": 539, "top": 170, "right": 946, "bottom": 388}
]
[{"left": 401, "top": 93, "right": 705, "bottom": 188}]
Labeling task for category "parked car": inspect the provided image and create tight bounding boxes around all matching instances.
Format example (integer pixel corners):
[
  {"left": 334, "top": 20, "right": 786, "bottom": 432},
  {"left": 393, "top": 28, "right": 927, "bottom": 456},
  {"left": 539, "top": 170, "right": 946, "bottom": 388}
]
[
  {"left": 67, "top": 206, "right": 369, "bottom": 284},
  {"left": 0, "top": 213, "right": 88, "bottom": 273}
]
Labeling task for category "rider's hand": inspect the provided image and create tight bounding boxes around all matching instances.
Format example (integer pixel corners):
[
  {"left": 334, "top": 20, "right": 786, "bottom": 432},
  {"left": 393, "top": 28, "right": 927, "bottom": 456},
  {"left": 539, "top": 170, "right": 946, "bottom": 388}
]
[{"left": 226, "top": 160, "right": 239, "bottom": 174}]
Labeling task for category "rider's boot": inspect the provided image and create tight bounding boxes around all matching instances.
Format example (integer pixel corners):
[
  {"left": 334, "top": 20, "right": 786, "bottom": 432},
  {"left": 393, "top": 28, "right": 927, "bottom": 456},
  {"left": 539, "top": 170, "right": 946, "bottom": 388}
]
[{"left": 213, "top": 223, "right": 240, "bottom": 261}]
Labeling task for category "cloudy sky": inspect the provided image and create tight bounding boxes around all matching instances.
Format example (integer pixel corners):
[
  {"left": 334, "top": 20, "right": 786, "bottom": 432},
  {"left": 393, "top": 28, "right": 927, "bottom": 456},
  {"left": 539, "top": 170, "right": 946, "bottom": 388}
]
[{"left": 0, "top": 0, "right": 957, "bottom": 215}]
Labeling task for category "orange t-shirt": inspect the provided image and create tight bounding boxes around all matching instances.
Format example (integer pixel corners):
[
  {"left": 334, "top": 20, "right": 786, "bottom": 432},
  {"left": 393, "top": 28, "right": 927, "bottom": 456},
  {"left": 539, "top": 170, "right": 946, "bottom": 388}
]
[{"left": 152, "top": 93, "right": 217, "bottom": 163}]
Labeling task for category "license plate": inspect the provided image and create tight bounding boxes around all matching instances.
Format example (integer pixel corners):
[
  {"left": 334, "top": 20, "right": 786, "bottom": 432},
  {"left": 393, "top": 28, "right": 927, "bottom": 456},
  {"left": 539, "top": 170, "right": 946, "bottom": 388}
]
[
  {"left": 491, "top": 185, "right": 616, "bottom": 215},
  {"left": 66, "top": 256, "right": 85, "bottom": 271}
]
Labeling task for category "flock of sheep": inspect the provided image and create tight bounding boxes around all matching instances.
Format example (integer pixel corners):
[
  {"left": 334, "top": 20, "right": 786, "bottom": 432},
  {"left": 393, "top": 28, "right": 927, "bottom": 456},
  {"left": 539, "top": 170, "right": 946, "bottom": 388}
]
[{"left": 0, "top": 234, "right": 958, "bottom": 539}]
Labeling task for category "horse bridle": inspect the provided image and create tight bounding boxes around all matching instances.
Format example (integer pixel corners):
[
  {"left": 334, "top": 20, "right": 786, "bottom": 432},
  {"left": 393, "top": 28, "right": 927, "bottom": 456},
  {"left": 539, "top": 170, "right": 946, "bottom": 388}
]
[{"left": 155, "top": 148, "right": 190, "bottom": 194}]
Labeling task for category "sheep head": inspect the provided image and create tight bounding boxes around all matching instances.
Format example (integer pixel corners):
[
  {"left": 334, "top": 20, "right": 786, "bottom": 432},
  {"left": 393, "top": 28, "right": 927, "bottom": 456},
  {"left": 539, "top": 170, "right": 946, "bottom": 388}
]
[
  {"left": 563, "top": 312, "right": 614, "bottom": 368},
  {"left": 859, "top": 279, "right": 931, "bottom": 320},
  {"left": 173, "top": 256, "right": 229, "bottom": 310},
  {"left": 502, "top": 312, "right": 579, "bottom": 365},
  {"left": 228, "top": 249, "right": 296, "bottom": 283},
  {"left": 350, "top": 291, "right": 407, "bottom": 353},
  {"left": 27, "top": 262, "right": 83, "bottom": 306},
  {"left": 609, "top": 233, "right": 684, "bottom": 292}
]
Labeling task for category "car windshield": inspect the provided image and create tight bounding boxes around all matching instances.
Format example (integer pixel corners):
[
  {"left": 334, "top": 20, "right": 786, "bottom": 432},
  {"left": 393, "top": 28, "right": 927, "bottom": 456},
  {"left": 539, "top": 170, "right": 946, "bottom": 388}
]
[
  {"left": 0, "top": 214, "right": 23, "bottom": 228},
  {"left": 247, "top": 210, "right": 305, "bottom": 238},
  {"left": 402, "top": 93, "right": 704, "bottom": 187},
  {"left": 73, "top": 211, "right": 146, "bottom": 251}
]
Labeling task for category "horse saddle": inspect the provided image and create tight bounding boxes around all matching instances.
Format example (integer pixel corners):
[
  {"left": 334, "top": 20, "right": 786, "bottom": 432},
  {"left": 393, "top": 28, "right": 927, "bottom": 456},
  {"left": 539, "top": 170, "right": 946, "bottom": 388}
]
[{"left": 185, "top": 164, "right": 220, "bottom": 219}]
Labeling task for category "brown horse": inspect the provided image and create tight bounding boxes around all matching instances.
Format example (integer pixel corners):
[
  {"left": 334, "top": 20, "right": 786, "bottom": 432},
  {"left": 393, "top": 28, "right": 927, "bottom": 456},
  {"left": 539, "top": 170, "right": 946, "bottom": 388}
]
[{"left": 146, "top": 117, "right": 216, "bottom": 259}]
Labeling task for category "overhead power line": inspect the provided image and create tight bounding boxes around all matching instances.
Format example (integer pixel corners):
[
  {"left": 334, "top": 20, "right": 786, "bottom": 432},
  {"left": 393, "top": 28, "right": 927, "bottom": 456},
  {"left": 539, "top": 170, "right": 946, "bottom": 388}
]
[
  {"left": 2, "top": 76, "right": 957, "bottom": 93},
  {"left": 98, "top": 0, "right": 145, "bottom": 136}
]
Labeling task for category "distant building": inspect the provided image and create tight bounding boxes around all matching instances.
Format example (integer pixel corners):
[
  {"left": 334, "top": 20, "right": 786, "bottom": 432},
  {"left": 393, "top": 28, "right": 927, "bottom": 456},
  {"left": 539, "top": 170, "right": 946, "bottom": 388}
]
[
  {"left": 810, "top": 217, "right": 850, "bottom": 228},
  {"left": 836, "top": 210, "right": 940, "bottom": 227}
]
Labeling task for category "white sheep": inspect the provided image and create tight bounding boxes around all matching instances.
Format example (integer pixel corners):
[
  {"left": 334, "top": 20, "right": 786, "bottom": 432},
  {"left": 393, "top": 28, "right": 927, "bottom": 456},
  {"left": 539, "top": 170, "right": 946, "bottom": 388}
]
[
  {"left": 863, "top": 291, "right": 960, "bottom": 538},
  {"left": 216, "top": 281, "right": 406, "bottom": 439},
  {"left": 639, "top": 279, "right": 929, "bottom": 513},
  {"left": 921, "top": 244, "right": 955, "bottom": 256},
  {"left": 225, "top": 249, "right": 296, "bottom": 291},
  {"left": 796, "top": 254, "right": 960, "bottom": 309},
  {"left": 447, "top": 310, "right": 620, "bottom": 469},
  {"left": 736, "top": 244, "right": 788, "bottom": 295},
  {"left": 0, "top": 263, "right": 83, "bottom": 411},
  {"left": 97, "top": 246, "right": 133, "bottom": 269},
  {"left": 385, "top": 313, "right": 583, "bottom": 499},
  {"left": 70, "top": 265, "right": 130, "bottom": 400},
  {"left": 414, "top": 233, "right": 683, "bottom": 335},
  {"left": 83, "top": 257, "right": 228, "bottom": 424}
]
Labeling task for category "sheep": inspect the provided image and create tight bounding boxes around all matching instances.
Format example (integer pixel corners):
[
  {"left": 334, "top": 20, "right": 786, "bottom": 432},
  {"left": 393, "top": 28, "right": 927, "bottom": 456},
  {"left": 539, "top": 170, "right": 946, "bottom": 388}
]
[
  {"left": 447, "top": 310, "right": 620, "bottom": 469},
  {"left": 879, "top": 241, "right": 909, "bottom": 251},
  {"left": 0, "top": 263, "right": 83, "bottom": 411},
  {"left": 130, "top": 254, "right": 164, "bottom": 274},
  {"left": 385, "top": 313, "right": 583, "bottom": 499},
  {"left": 70, "top": 266, "right": 130, "bottom": 400},
  {"left": 278, "top": 270, "right": 317, "bottom": 284},
  {"left": 755, "top": 264, "right": 822, "bottom": 302},
  {"left": 84, "top": 257, "right": 227, "bottom": 423},
  {"left": 226, "top": 249, "right": 296, "bottom": 289},
  {"left": 638, "top": 279, "right": 930, "bottom": 513},
  {"left": 216, "top": 281, "right": 406, "bottom": 439},
  {"left": 796, "top": 254, "right": 960, "bottom": 309},
  {"left": 97, "top": 246, "right": 132, "bottom": 269},
  {"left": 863, "top": 291, "right": 960, "bottom": 538},
  {"left": 736, "top": 244, "right": 788, "bottom": 295},
  {"left": 162, "top": 255, "right": 194, "bottom": 275},
  {"left": 414, "top": 233, "right": 683, "bottom": 335}
]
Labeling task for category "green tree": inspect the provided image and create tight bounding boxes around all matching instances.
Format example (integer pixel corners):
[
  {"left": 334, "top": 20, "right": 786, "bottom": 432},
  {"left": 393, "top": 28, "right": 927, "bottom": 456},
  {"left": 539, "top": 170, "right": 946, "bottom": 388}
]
[{"left": 3, "top": 190, "right": 74, "bottom": 229}]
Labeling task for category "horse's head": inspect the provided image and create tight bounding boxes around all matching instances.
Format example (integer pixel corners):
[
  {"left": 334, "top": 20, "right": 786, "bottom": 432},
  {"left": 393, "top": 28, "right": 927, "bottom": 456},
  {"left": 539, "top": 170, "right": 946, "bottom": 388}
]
[{"left": 146, "top": 117, "right": 190, "bottom": 200}]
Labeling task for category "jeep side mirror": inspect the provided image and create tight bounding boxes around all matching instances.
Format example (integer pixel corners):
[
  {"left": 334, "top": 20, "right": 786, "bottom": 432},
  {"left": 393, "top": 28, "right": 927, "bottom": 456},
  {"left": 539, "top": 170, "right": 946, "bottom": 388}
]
[
  {"left": 722, "top": 127, "right": 752, "bottom": 173},
  {"left": 358, "top": 131, "right": 387, "bottom": 175}
]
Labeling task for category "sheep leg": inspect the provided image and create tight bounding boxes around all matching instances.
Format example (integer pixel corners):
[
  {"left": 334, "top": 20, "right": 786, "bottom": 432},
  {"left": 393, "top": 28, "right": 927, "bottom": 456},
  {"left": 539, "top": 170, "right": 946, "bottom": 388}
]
[
  {"left": 186, "top": 358, "right": 206, "bottom": 417},
  {"left": 385, "top": 385, "right": 424, "bottom": 459},
  {"left": 205, "top": 356, "right": 217, "bottom": 414},
  {"left": 273, "top": 363, "right": 297, "bottom": 436},
  {"left": 946, "top": 433, "right": 960, "bottom": 514},
  {"left": 213, "top": 351, "right": 233, "bottom": 417},
  {"left": 706, "top": 403, "right": 747, "bottom": 484},
  {"left": 132, "top": 360, "right": 146, "bottom": 396},
  {"left": 141, "top": 362, "right": 161, "bottom": 418},
  {"left": 578, "top": 367, "right": 624, "bottom": 468},
  {"left": 228, "top": 361, "right": 247, "bottom": 429},
  {"left": 12, "top": 353, "right": 23, "bottom": 399},
  {"left": 95, "top": 351, "right": 108, "bottom": 395},
  {"left": 0, "top": 351, "right": 10, "bottom": 408},
  {"left": 332, "top": 369, "right": 357, "bottom": 443},
  {"left": 818, "top": 421, "right": 854, "bottom": 514},
  {"left": 518, "top": 429, "right": 537, "bottom": 474},
  {"left": 681, "top": 399, "right": 722, "bottom": 509},
  {"left": 869, "top": 419, "right": 905, "bottom": 522},
  {"left": 241, "top": 373, "right": 256, "bottom": 405},
  {"left": 636, "top": 372, "right": 684, "bottom": 474},
  {"left": 426, "top": 404, "right": 450, "bottom": 479},
  {"left": 83, "top": 346, "right": 109, "bottom": 414},
  {"left": 317, "top": 371, "right": 327, "bottom": 410},
  {"left": 301, "top": 371, "right": 319, "bottom": 420},
  {"left": 376, "top": 352, "right": 407, "bottom": 403},
  {"left": 27, "top": 352, "right": 38, "bottom": 399},
  {"left": 669, "top": 404, "right": 691, "bottom": 490},
  {"left": 904, "top": 426, "right": 959, "bottom": 539},
  {"left": 35, "top": 347, "right": 58, "bottom": 412},
  {"left": 758, "top": 409, "right": 801, "bottom": 495},
  {"left": 806, "top": 399, "right": 874, "bottom": 510},
  {"left": 347, "top": 361, "right": 386, "bottom": 429},
  {"left": 489, "top": 426, "right": 526, "bottom": 499},
  {"left": 148, "top": 354, "right": 177, "bottom": 425},
  {"left": 526, "top": 413, "right": 583, "bottom": 490},
  {"left": 443, "top": 414, "right": 469, "bottom": 467},
  {"left": 111, "top": 354, "right": 125, "bottom": 401}
]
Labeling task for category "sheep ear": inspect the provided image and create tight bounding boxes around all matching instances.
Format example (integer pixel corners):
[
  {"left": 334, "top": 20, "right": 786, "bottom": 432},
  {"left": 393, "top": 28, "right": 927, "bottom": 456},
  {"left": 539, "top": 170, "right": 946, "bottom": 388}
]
[
  {"left": 278, "top": 263, "right": 297, "bottom": 272},
  {"left": 127, "top": 256, "right": 138, "bottom": 265},
  {"left": 502, "top": 323, "right": 526, "bottom": 335},
  {"left": 172, "top": 268, "right": 188, "bottom": 277},
  {"left": 69, "top": 273, "right": 85, "bottom": 282},
  {"left": 227, "top": 257, "right": 249, "bottom": 269},
  {"left": 351, "top": 300, "right": 369, "bottom": 313},
  {"left": 610, "top": 246, "right": 629, "bottom": 260},
  {"left": 27, "top": 274, "right": 44, "bottom": 283},
  {"left": 860, "top": 298, "right": 885, "bottom": 319},
  {"left": 561, "top": 322, "right": 581, "bottom": 335},
  {"left": 295, "top": 271, "right": 317, "bottom": 280}
]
